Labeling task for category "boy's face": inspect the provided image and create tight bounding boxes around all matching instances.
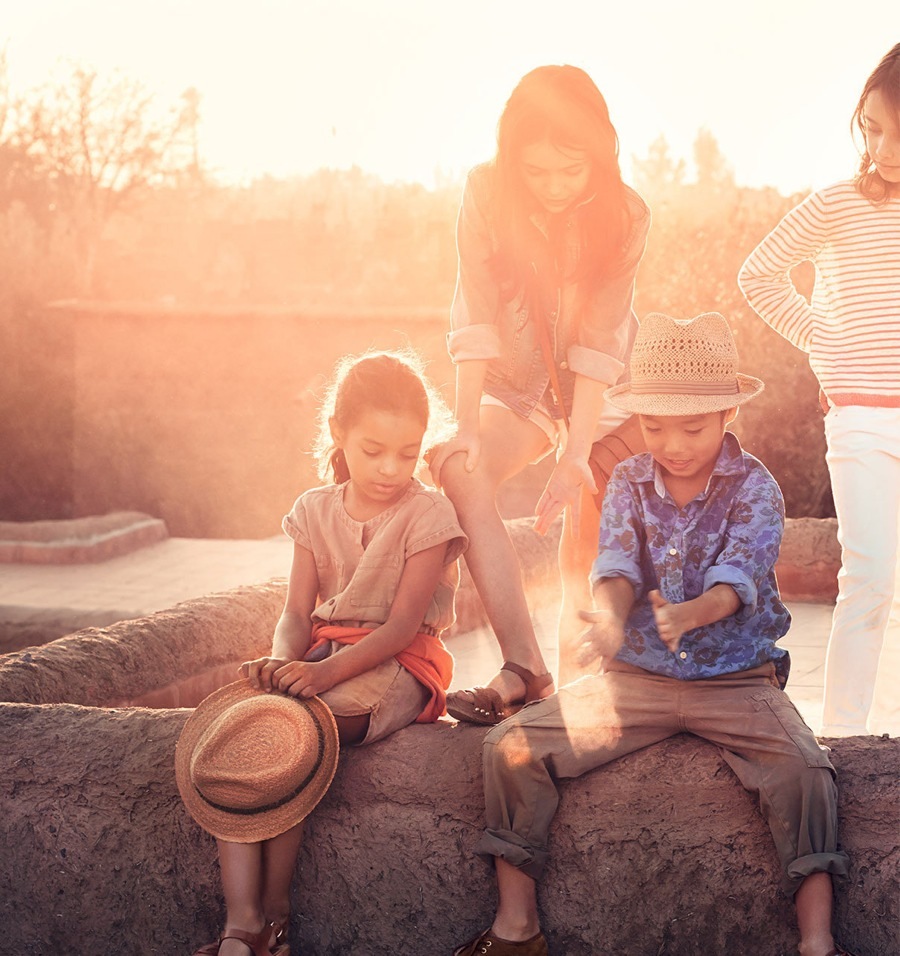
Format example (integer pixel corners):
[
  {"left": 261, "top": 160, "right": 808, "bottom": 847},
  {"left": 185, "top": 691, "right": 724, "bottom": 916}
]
[{"left": 639, "top": 411, "right": 730, "bottom": 497}]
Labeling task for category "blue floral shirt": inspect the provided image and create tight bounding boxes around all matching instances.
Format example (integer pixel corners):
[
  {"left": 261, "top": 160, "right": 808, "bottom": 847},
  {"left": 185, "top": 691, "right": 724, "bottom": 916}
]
[{"left": 590, "top": 432, "right": 791, "bottom": 680}]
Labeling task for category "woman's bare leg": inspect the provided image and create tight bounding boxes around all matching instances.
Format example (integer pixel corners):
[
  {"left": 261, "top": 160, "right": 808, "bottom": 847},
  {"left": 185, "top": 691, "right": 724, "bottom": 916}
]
[{"left": 440, "top": 406, "right": 554, "bottom": 706}]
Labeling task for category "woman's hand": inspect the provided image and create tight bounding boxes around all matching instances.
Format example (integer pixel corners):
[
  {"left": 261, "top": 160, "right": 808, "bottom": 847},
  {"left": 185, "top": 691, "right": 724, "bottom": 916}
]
[
  {"left": 240, "top": 656, "right": 293, "bottom": 692},
  {"left": 534, "top": 453, "right": 598, "bottom": 535},
  {"left": 271, "top": 658, "right": 340, "bottom": 699},
  {"left": 426, "top": 429, "right": 481, "bottom": 489}
]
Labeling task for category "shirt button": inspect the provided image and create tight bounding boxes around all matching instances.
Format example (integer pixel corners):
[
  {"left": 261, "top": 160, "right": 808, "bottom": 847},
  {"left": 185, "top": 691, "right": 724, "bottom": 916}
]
[
  {"left": 679, "top": 651, "right": 687, "bottom": 660},
  {"left": 560, "top": 361, "right": 568, "bottom": 370},
  {"left": 669, "top": 548, "right": 677, "bottom": 556}
]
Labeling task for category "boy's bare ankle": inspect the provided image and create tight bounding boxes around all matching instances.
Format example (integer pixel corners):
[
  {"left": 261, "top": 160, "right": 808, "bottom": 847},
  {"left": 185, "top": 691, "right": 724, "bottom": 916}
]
[{"left": 491, "top": 913, "right": 541, "bottom": 942}]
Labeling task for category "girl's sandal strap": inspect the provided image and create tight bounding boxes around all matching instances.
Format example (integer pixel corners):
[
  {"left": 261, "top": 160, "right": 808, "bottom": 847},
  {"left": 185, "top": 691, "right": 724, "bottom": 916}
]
[
  {"left": 216, "top": 925, "right": 275, "bottom": 956},
  {"left": 501, "top": 661, "right": 554, "bottom": 702}
]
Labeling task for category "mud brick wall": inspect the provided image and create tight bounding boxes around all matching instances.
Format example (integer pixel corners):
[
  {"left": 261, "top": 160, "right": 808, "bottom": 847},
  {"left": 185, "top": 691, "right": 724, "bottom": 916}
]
[{"left": 0, "top": 704, "right": 895, "bottom": 956}]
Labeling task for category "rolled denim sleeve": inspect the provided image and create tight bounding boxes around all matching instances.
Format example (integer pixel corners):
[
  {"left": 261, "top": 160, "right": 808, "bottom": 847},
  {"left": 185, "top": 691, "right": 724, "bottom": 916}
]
[
  {"left": 590, "top": 471, "right": 646, "bottom": 598},
  {"left": 447, "top": 165, "right": 503, "bottom": 364},
  {"left": 703, "top": 476, "right": 785, "bottom": 613},
  {"left": 567, "top": 191, "right": 650, "bottom": 384}
]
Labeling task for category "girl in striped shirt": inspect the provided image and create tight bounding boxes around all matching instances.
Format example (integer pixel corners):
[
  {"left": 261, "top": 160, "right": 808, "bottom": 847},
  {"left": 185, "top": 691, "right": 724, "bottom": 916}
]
[{"left": 739, "top": 43, "right": 900, "bottom": 737}]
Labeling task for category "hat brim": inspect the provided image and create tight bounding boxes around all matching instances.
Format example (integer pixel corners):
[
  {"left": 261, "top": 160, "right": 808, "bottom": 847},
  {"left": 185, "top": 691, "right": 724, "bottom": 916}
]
[
  {"left": 604, "top": 374, "right": 764, "bottom": 416},
  {"left": 175, "top": 679, "right": 339, "bottom": 843}
]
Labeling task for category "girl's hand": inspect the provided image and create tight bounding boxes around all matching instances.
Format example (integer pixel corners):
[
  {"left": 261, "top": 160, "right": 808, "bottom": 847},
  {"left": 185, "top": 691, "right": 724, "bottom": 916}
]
[
  {"left": 534, "top": 453, "right": 598, "bottom": 535},
  {"left": 426, "top": 430, "right": 481, "bottom": 489},
  {"left": 240, "top": 656, "right": 293, "bottom": 692},
  {"left": 272, "top": 658, "right": 339, "bottom": 699},
  {"left": 648, "top": 590, "right": 689, "bottom": 652},
  {"left": 575, "top": 608, "right": 625, "bottom": 666}
]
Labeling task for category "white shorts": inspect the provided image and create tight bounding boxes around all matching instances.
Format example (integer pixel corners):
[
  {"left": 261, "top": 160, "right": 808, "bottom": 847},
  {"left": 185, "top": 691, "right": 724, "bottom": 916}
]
[{"left": 481, "top": 394, "right": 631, "bottom": 462}]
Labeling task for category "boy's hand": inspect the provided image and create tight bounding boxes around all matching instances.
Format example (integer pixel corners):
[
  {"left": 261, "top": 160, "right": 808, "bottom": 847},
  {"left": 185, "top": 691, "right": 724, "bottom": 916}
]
[
  {"left": 575, "top": 608, "right": 625, "bottom": 667},
  {"left": 648, "top": 590, "right": 691, "bottom": 653}
]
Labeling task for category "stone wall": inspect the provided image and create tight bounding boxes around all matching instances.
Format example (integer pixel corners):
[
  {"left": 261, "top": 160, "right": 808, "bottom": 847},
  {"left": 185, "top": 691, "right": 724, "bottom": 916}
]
[
  {"left": 0, "top": 703, "right": 895, "bottom": 956},
  {"left": 0, "top": 567, "right": 896, "bottom": 955}
]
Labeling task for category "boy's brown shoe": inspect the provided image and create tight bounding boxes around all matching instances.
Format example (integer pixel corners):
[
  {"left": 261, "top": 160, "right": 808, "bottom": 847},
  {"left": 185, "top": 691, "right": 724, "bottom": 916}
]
[{"left": 453, "top": 928, "right": 548, "bottom": 956}]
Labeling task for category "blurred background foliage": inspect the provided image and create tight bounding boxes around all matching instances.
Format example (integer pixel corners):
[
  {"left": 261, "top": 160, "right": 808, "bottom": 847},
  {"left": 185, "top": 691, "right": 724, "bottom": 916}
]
[{"left": 0, "top": 61, "right": 832, "bottom": 518}]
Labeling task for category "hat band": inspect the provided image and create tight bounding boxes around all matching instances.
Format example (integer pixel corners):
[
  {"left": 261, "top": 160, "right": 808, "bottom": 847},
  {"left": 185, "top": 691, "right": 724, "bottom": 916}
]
[
  {"left": 631, "top": 379, "right": 739, "bottom": 396},
  {"left": 194, "top": 709, "right": 328, "bottom": 817}
]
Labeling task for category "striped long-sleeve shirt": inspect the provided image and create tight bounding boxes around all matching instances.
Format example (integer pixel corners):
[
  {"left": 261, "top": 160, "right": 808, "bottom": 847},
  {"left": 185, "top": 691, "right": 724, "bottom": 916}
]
[{"left": 738, "top": 181, "right": 900, "bottom": 407}]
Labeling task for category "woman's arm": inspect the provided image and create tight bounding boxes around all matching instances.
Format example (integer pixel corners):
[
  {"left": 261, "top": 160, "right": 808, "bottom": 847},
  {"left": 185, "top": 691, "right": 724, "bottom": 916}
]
[
  {"left": 534, "top": 198, "right": 650, "bottom": 534},
  {"left": 242, "top": 542, "right": 317, "bottom": 690},
  {"left": 273, "top": 542, "right": 449, "bottom": 699},
  {"left": 429, "top": 358, "right": 488, "bottom": 485},
  {"left": 533, "top": 373, "right": 605, "bottom": 534}
]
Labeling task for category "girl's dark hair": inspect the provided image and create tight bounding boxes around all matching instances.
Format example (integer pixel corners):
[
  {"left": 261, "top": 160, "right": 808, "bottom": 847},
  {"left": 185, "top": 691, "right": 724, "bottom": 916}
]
[
  {"left": 313, "top": 350, "right": 454, "bottom": 484},
  {"left": 491, "top": 64, "right": 632, "bottom": 302},
  {"left": 853, "top": 43, "right": 900, "bottom": 202}
]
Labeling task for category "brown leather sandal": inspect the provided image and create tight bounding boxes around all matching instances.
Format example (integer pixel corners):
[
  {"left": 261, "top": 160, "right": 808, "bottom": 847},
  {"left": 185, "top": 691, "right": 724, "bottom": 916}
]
[
  {"left": 446, "top": 661, "right": 554, "bottom": 726},
  {"left": 453, "top": 927, "right": 548, "bottom": 955},
  {"left": 269, "top": 919, "right": 290, "bottom": 956},
  {"left": 192, "top": 922, "right": 283, "bottom": 956}
]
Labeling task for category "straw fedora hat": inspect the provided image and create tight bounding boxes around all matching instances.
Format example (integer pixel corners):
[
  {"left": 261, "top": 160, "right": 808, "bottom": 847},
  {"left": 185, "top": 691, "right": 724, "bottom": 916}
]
[
  {"left": 605, "top": 311, "right": 764, "bottom": 415},
  {"left": 175, "top": 679, "right": 339, "bottom": 843}
]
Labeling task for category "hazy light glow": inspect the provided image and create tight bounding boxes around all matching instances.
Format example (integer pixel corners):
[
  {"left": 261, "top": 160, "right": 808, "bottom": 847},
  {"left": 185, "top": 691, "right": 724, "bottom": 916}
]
[{"left": 3, "top": 0, "right": 892, "bottom": 192}]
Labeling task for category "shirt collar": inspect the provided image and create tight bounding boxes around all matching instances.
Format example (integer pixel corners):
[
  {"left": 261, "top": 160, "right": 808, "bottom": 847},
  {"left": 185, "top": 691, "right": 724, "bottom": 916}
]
[{"left": 622, "top": 431, "right": 748, "bottom": 499}]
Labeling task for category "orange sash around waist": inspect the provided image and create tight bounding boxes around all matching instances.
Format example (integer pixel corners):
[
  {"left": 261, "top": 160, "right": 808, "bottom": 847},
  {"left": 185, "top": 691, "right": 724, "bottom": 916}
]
[{"left": 309, "top": 623, "right": 453, "bottom": 723}]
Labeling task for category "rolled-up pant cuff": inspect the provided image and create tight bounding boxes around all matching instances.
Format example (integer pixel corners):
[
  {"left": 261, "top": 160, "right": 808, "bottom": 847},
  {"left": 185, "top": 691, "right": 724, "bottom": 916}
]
[
  {"left": 784, "top": 851, "right": 851, "bottom": 896},
  {"left": 475, "top": 828, "right": 548, "bottom": 881}
]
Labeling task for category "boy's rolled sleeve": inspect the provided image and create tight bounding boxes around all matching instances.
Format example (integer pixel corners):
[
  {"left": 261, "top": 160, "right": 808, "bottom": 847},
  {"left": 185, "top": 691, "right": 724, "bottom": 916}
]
[
  {"left": 590, "top": 473, "right": 646, "bottom": 599},
  {"left": 702, "top": 477, "right": 785, "bottom": 615},
  {"left": 703, "top": 564, "right": 758, "bottom": 610}
]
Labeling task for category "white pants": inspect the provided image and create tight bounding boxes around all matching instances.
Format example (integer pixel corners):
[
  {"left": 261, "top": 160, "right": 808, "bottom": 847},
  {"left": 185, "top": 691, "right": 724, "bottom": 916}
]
[{"left": 822, "top": 405, "right": 900, "bottom": 736}]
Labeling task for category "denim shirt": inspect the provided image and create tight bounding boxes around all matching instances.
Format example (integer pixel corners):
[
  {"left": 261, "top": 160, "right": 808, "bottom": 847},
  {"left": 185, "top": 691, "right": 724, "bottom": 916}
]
[
  {"left": 590, "top": 433, "right": 791, "bottom": 680},
  {"left": 447, "top": 162, "right": 651, "bottom": 421}
]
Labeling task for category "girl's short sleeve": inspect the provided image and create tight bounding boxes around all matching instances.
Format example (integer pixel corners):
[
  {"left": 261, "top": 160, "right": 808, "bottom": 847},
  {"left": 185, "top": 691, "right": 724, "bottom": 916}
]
[
  {"left": 405, "top": 493, "right": 468, "bottom": 565},
  {"left": 282, "top": 495, "right": 312, "bottom": 550}
]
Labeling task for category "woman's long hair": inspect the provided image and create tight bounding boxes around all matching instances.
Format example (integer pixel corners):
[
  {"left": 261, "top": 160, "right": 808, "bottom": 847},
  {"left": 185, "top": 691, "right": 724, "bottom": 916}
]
[
  {"left": 491, "top": 65, "right": 632, "bottom": 302},
  {"left": 853, "top": 43, "right": 900, "bottom": 202}
]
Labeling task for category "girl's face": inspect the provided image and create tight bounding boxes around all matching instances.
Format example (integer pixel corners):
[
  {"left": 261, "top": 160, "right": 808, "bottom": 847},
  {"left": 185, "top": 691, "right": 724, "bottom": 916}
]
[
  {"left": 519, "top": 138, "right": 592, "bottom": 215},
  {"left": 864, "top": 88, "right": 900, "bottom": 192},
  {"left": 332, "top": 407, "right": 424, "bottom": 513}
]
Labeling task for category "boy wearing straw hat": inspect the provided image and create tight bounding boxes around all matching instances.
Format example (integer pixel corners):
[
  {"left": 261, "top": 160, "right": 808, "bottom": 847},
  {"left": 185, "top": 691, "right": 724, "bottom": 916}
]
[{"left": 453, "top": 313, "right": 854, "bottom": 956}]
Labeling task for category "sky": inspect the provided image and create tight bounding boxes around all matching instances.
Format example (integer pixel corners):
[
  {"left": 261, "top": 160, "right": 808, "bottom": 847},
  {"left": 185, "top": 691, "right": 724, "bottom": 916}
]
[{"left": 2, "top": 0, "right": 895, "bottom": 194}]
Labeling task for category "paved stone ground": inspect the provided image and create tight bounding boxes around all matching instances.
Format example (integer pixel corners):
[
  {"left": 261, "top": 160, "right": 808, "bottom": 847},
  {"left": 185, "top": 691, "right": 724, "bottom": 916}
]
[{"left": 0, "top": 535, "right": 835, "bottom": 731}]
